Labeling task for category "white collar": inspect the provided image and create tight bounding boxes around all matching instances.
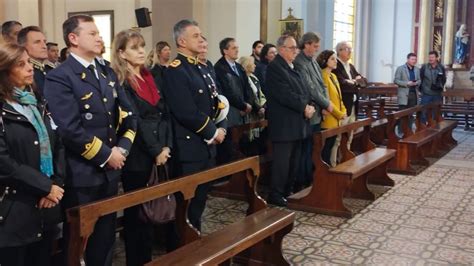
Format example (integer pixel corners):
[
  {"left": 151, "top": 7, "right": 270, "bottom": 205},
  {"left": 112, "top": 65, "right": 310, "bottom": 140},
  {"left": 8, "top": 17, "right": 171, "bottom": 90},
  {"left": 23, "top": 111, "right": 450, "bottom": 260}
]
[{"left": 70, "top": 52, "right": 97, "bottom": 69}]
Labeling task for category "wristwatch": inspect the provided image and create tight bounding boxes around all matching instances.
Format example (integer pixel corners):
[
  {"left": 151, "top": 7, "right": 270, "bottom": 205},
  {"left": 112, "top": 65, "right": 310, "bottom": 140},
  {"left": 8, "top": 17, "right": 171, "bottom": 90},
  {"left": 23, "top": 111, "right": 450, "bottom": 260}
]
[{"left": 118, "top": 147, "right": 129, "bottom": 157}]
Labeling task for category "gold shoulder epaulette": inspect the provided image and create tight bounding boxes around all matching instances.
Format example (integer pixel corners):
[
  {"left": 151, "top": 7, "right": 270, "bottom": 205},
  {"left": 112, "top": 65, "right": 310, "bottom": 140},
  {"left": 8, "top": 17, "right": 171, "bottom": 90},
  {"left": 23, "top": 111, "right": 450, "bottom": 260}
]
[{"left": 170, "top": 59, "right": 181, "bottom": 68}]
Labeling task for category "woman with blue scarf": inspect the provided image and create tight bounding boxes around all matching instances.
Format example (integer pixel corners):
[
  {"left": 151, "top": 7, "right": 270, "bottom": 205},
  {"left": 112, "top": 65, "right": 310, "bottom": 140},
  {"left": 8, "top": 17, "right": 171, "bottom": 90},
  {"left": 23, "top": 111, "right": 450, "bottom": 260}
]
[{"left": 0, "top": 43, "right": 65, "bottom": 266}]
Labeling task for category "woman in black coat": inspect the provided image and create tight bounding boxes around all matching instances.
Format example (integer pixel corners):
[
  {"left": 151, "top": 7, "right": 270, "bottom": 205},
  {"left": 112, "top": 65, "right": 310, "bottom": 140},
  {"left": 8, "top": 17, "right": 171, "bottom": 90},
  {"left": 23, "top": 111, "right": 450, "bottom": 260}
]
[
  {"left": 0, "top": 44, "right": 65, "bottom": 265},
  {"left": 111, "top": 29, "right": 173, "bottom": 266}
]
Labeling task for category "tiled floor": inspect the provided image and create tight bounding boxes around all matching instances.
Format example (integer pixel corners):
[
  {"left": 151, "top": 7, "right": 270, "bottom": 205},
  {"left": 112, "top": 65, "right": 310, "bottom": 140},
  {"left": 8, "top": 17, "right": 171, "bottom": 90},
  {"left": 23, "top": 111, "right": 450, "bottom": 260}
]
[{"left": 113, "top": 129, "right": 474, "bottom": 265}]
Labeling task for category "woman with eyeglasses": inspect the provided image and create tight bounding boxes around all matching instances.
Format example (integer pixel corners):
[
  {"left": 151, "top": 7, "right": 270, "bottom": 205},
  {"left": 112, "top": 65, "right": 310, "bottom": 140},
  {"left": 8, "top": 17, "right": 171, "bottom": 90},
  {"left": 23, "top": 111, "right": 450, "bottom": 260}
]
[{"left": 0, "top": 43, "right": 65, "bottom": 266}]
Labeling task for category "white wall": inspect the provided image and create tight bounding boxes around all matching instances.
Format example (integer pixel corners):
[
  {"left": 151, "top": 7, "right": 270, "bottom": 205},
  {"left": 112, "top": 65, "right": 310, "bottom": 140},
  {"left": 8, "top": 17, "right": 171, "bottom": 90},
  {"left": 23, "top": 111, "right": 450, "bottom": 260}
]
[
  {"left": 38, "top": 0, "right": 153, "bottom": 54},
  {"left": 3, "top": 0, "right": 39, "bottom": 27},
  {"left": 367, "top": 0, "right": 413, "bottom": 82}
]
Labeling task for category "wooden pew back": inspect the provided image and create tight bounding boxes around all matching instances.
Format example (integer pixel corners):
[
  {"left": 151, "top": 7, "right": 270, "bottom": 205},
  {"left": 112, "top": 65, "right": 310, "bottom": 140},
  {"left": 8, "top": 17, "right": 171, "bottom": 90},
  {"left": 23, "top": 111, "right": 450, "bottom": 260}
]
[{"left": 66, "top": 156, "right": 264, "bottom": 266}]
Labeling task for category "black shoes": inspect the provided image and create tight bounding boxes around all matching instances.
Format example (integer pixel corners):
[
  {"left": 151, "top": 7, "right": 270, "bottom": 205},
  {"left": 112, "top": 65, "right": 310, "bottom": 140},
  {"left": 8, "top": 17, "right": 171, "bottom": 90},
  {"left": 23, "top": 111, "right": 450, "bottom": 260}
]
[{"left": 267, "top": 196, "right": 288, "bottom": 207}]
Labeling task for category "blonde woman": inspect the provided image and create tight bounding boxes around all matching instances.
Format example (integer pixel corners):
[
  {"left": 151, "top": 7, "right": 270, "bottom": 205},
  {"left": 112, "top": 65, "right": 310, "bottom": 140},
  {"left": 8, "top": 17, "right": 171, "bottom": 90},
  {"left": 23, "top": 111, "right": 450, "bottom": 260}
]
[
  {"left": 111, "top": 29, "right": 173, "bottom": 266},
  {"left": 317, "top": 50, "right": 347, "bottom": 167}
]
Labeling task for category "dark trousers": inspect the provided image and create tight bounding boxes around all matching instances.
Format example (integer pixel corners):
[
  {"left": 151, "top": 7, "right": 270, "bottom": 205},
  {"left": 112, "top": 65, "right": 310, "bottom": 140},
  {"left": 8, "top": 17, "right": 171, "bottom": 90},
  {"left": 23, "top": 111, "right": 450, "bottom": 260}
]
[
  {"left": 179, "top": 158, "right": 216, "bottom": 231},
  {"left": 62, "top": 181, "right": 119, "bottom": 266},
  {"left": 321, "top": 135, "right": 337, "bottom": 166},
  {"left": 397, "top": 90, "right": 418, "bottom": 135},
  {"left": 270, "top": 140, "right": 303, "bottom": 198},
  {"left": 420, "top": 94, "right": 443, "bottom": 123},
  {"left": 296, "top": 124, "right": 321, "bottom": 188},
  {"left": 0, "top": 233, "right": 55, "bottom": 266}
]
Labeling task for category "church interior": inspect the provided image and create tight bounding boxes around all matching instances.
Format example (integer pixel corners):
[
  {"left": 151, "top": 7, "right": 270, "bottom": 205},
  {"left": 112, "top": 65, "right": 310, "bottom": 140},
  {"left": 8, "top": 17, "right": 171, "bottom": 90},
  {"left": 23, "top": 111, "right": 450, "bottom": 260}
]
[{"left": 0, "top": 0, "right": 473, "bottom": 265}]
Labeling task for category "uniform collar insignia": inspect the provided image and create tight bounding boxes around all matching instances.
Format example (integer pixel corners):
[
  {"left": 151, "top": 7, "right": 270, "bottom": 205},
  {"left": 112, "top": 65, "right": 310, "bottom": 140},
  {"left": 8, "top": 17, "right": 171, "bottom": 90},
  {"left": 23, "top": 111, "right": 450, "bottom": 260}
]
[
  {"left": 30, "top": 58, "right": 45, "bottom": 71},
  {"left": 81, "top": 72, "right": 86, "bottom": 79},
  {"left": 108, "top": 81, "right": 115, "bottom": 87},
  {"left": 178, "top": 52, "right": 198, "bottom": 65}
]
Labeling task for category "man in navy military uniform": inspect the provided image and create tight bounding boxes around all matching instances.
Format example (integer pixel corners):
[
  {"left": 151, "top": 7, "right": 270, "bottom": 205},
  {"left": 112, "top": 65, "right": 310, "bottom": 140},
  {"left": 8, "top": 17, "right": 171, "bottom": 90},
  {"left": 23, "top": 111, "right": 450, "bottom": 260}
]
[
  {"left": 44, "top": 15, "right": 137, "bottom": 266},
  {"left": 17, "top": 26, "right": 49, "bottom": 99},
  {"left": 163, "top": 19, "right": 226, "bottom": 232}
]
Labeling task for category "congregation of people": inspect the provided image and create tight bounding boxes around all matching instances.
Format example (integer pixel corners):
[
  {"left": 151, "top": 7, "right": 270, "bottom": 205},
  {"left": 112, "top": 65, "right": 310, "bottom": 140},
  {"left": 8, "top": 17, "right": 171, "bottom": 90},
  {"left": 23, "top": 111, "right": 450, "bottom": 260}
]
[{"left": 0, "top": 15, "right": 448, "bottom": 266}]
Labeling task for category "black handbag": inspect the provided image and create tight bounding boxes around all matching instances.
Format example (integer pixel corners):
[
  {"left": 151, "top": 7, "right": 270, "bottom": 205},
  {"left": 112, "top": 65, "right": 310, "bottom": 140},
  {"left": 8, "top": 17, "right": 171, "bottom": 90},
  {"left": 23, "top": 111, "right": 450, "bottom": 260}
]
[{"left": 138, "top": 164, "right": 176, "bottom": 224}]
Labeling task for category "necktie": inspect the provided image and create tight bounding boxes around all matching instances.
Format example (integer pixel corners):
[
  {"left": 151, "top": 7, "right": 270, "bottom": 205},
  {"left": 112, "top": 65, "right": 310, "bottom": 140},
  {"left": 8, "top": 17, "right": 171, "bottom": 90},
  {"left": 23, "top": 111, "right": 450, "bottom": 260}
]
[
  {"left": 87, "top": 64, "right": 98, "bottom": 80},
  {"left": 231, "top": 64, "right": 240, "bottom": 76}
]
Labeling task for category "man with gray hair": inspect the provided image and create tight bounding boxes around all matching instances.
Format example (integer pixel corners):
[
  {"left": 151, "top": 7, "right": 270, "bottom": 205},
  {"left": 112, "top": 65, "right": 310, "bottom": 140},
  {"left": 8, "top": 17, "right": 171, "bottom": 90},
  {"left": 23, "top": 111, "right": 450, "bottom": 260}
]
[
  {"left": 333, "top": 41, "right": 367, "bottom": 146},
  {"left": 293, "top": 32, "right": 333, "bottom": 191},
  {"left": 163, "top": 19, "right": 226, "bottom": 231},
  {"left": 264, "top": 35, "right": 314, "bottom": 206}
]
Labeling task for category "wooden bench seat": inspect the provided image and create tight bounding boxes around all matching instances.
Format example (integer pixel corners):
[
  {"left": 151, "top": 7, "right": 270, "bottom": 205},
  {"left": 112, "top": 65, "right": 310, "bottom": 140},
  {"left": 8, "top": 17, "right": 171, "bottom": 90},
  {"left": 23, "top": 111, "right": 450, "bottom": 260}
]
[
  {"left": 425, "top": 103, "right": 458, "bottom": 152},
  {"left": 66, "top": 157, "right": 273, "bottom": 265},
  {"left": 399, "top": 128, "right": 438, "bottom": 145},
  {"left": 330, "top": 148, "right": 396, "bottom": 178},
  {"left": 147, "top": 208, "right": 294, "bottom": 266},
  {"left": 386, "top": 105, "right": 440, "bottom": 175},
  {"left": 288, "top": 118, "right": 396, "bottom": 218}
]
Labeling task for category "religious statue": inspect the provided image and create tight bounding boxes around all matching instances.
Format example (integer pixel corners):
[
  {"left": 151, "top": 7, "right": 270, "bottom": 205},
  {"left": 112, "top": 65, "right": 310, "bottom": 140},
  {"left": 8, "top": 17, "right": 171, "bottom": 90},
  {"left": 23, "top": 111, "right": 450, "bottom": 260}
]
[{"left": 454, "top": 24, "right": 469, "bottom": 65}]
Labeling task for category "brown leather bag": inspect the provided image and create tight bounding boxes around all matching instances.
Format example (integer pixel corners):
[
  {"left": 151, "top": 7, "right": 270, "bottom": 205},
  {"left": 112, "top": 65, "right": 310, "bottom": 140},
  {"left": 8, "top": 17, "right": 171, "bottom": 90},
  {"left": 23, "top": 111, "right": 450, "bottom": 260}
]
[{"left": 138, "top": 164, "right": 176, "bottom": 224}]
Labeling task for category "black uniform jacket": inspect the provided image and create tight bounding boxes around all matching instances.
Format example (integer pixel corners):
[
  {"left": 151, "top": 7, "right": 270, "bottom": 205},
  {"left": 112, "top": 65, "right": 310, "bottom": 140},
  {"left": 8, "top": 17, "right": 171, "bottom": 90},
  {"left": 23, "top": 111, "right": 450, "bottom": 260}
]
[
  {"left": 162, "top": 53, "right": 221, "bottom": 163},
  {"left": 44, "top": 56, "right": 137, "bottom": 187},
  {"left": 0, "top": 101, "right": 65, "bottom": 247}
]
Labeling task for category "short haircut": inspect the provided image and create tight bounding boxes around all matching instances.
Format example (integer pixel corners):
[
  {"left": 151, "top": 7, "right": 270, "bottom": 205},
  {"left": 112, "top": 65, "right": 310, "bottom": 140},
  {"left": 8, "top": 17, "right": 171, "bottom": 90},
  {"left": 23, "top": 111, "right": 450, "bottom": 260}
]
[
  {"left": 252, "top": 40, "right": 264, "bottom": 49},
  {"left": 155, "top": 41, "right": 170, "bottom": 54},
  {"left": 63, "top": 14, "right": 94, "bottom": 47},
  {"left": 335, "top": 41, "right": 349, "bottom": 56},
  {"left": 260, "top": 43, "right": 276, "bottom": 63},
  {"left": 407, "top": 52, "right": 417, "bottom": 59},
  {"left": 46, "top": 42, "right": 58, "bottom": 50},
  {"left": 173, "top": 19, "right": 199, "bottom": 47},
  {"left": 219, "top": 37, "right": 235, "bottom": 56},
  {"left": 17, "top": 26, "right": 42, "bottom": 45},
  {"left": 276, "top": 35, "right": 294, "bottom": 48},
  {"left": 428, "top": 50, "right": 439, "bottom": 57},
  {"left": 1, "top": 21, "right": 22, "bottom": 37},
  {"left": 299, "top": 32, "right": 320, "bottom": 50},
  {"left": 316, "top": 49, "right": 336, "bottom": 69}
]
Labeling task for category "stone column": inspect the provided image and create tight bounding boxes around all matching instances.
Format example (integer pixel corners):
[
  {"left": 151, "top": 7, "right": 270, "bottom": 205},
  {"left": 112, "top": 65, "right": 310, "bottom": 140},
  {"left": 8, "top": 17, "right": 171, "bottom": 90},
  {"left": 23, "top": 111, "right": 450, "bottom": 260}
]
[
  {"left": 443, "top": 0, "right": 456, "bottom": 65},
  {"left": 418, "top": 0, "right": 431, "bottom": 63}
]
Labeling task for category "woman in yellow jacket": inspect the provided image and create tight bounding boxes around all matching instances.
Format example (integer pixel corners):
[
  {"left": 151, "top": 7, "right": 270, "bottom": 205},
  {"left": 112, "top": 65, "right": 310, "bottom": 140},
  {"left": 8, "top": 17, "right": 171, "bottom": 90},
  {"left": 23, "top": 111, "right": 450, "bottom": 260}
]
[{"left": 317, "top": 50, "right": 347, "bottom": 166}]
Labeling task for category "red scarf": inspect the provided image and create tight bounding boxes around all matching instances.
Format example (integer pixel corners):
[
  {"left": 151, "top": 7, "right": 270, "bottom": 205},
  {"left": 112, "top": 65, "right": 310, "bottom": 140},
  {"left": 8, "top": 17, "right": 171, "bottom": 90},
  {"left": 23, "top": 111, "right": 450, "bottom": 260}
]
[{"left": 130, "top": 68, "right": 160, "bottom": 105}]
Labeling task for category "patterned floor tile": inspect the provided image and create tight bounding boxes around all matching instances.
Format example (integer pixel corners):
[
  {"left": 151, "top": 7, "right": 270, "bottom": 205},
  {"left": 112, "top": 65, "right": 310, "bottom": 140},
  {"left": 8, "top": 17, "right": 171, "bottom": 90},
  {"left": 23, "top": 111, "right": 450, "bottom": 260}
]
[{"left": 112, "top": 129, "right": 474, "bottom": 265}]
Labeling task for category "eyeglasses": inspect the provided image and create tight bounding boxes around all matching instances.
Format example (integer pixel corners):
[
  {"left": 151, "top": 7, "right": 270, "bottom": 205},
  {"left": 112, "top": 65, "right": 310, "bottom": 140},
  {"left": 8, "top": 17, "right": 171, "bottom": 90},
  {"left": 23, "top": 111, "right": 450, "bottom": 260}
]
[
  {"left": 340, "top": 47, "right": 352, "bottom": 52},
  {"left": 283, "top": 46, "right": 298, "bottom": 51}
]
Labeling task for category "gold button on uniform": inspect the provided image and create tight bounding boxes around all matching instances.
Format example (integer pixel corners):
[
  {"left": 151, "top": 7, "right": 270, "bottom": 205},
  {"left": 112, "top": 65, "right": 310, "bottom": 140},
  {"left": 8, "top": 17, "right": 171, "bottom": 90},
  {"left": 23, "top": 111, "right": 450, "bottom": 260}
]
[
  {"left": 109, "top": 138, "right": 112, "bottom": 142},
  {"left": 186, "top": 136, "right": 190, "bottom": 139},
  {"left": 103, "top": 98, "right": 107, "bottom": 103}
]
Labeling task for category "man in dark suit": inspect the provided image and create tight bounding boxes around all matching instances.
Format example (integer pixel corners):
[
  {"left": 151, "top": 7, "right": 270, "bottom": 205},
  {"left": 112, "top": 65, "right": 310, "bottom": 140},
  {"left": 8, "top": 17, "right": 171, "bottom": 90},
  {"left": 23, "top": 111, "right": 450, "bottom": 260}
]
[
  {"left": 17, "top": 26, "right": 49, "bottom": 99},
  {"left": 333, "top": 41, "right": 367, "bottom": 148},
  {"left": 264, "top": 35, "right": 315, "bottom": 206},
  {"left": 44, "top": 15, "right": 137, "bottom": 266},
  {"left": 214, "top": 37, "right": 256, "bottom": 166},
  {"left": 333, "top": 41, "right": 367, "bottom": 121},
  {"left": 162, "top": 19, "right": 226, "bottom": 231}
]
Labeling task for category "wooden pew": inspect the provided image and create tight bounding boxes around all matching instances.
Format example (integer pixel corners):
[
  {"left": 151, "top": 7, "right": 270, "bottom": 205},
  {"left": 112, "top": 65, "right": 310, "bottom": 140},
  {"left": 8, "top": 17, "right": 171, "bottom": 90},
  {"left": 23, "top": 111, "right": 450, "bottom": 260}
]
[
  {"left": 212, "top": 120, "right": 271, "bottom": 201},
  {"left": 425, "top": 103, "right": 458, "bottom": 152},
  {"left": 287, "top": 118, "right": 396, "bottom": 218},
  {"left": 66, "top": 156, "right": 291, "bottom": 265},
  {"left": 386, "top": 105, "right": 439, "bottom": 175},
  {"left": 353, "top": 99, "right": 388, "bottom": 148},
  {"left": 148, "top": 207, "right": 294, "bottom": 265}
]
